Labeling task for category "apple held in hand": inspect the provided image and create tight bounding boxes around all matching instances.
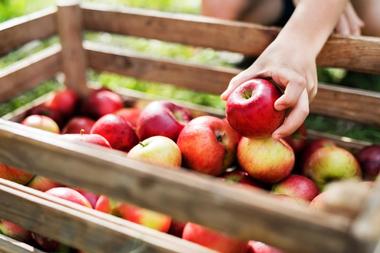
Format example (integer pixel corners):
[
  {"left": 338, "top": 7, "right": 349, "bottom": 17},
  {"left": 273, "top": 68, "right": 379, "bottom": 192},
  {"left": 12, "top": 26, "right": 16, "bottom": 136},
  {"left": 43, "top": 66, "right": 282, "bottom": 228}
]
[
  {"left": 82, "top": 89, "right": 124, "bottom": 119},
  {"left": 182, "top": 223, "right": 247, "bottom": 253},
  {"left": 91, "top": 114, "right": 138, "bottom": 151},
  {"left": 238, "top": 137, "right": 294, "bottom": 183},
  {"left": 62, "top": 117, "right": 95, "bottom": 134},
  {"left": 357, "top": 145, "right": 380, "bottom": 181},
  {"left": 128, "top": 136, "right": 182, "bottom": 168},
  {"left": 177, "top": 116, "right": 240, "bottom": 176},
  {"left": 113, "top": 203, "right": 171, "bottom": 233},
  {"left": 303, "top": 146, "right": 361, "bottom": 189},
  {"left": 272, "top": 175, "right": 319, "bottom": 201},
  {"left": 22, "top": 115, "right": 60, "bottom": 133},
  {"left": 137, "top": 101, "right": 192, "bottom": 141},
  {"left": 62, "top": 133, "right": 111, "bottom": 148},
  {"left": 27, "top": 176, "right": 61, "bottom": 192},
  {"left": 0, "top": 164, "right": 34, "bottom": 185},
  {"left": 226, "top": 78, "right": 285, "bottom": 138},
  {"left": 0, "top": 220, "right": 30, "bottom": 242}
]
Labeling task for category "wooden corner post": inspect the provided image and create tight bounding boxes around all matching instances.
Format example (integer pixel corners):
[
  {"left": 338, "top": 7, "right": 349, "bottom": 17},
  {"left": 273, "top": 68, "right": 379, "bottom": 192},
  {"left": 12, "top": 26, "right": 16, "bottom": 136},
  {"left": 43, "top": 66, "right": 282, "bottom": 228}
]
[{"left": 56, "top": 0, "right": 88, "bottom": 96}]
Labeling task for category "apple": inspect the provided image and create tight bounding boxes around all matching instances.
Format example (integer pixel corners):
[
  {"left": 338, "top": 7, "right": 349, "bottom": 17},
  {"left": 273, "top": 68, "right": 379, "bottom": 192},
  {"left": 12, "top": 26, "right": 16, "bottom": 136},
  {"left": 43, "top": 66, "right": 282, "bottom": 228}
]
[
  {"left": 27, "top": 176, "right": 61, "bottom": 192},
  {"left": 114, "top": 108, "right": 140, "bottom": 128},
  {"left": 0, "top": 220, "right": 30, "bottom": 242},
  {"left": 22, "top": 115, "right": 60, "bottom": 133},
  {"left": 91, "top": 114, "right": 138, "bottom": 151},
  {"left": 177, "top": 116, "right": 240, "bottom": 176},
  {"left": 247, "top": 241, "right": 283, "bottom": 253},
  {"left": 94, "top": 195, "right": 112, "bottom": 214},
  {"left": 113, "top": 202, "right": 171, "bottom": 233},
  {"left": 300, "top": 139, "right": 336, "bottom": 170},
  {"left": 0, "top": 164, "right": 34, "bottom": 185},
  {"left": 127, "top": 136, "right": 182, "bottom": 168},
  {"left": 274, "top": 194, "right": 309, "bottom": 206},
  {"left": 137, "top": 101, "right": 192, "bottom": 141},
  {"left": 222, "top": 169, "right": 259, "bottom": 189},
  {"left": 168, "top": 220, "right": 186, "bottom": 238},
  {"left": 226, "top": 78, "right": 285, "bottom": 138},
  {"left": 45, "top": 89, "right": 78, "bottom": 118},
  {"left": 75, "top": 189, "right": 99, "bottom": 208},
  {"left": 357, "top": 145, "right": 380, "bottom": 180},
  {"left": 28, "top": 105, "right": 63, "bottom": 127},
  {"left": 303, "top": 146, "right": 361, "bottom": 189},
  {"left": 284, "top": 124, "right": 307, "bottom": 153},
  {"left": 62, "top": 117, "right": 95, "bottom": 134},
  {"left": 182, "top": 223, "right": 247, "bottom": 253},
  {"left": 82, "top": 89, "right": 124, "bottom": 119},
  {"left": 272, "top": 175, "right": 319, "bottom": 201},
  {"left": 238, "top": 137, "right": 294, "bottom": 183},
  {"left": 61, "top": 134, "right": 111, "bottom": 148}
]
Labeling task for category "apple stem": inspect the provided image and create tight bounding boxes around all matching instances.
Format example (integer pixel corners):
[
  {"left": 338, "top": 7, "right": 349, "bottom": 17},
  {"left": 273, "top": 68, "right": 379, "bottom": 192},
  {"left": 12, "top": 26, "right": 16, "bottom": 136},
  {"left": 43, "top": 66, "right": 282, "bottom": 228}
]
[
  {"left": 216, "top": 132, "right": 225, "bottom": 143},
  {"left": 242, "top": 89, "right": 253, "bottom": 99},
  {"left": 80, "top": 129, "right": 85, "bottom": 135},
  {"left": 139, "top": 142, "right": 147, "bottom": 147}
]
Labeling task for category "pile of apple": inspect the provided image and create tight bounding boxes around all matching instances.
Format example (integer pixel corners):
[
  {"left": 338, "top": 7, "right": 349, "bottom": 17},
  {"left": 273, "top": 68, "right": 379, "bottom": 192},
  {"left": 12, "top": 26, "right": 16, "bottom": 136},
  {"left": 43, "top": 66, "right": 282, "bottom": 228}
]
[{"left": 0, "top": 79, "right": 379, "bottom": 253}]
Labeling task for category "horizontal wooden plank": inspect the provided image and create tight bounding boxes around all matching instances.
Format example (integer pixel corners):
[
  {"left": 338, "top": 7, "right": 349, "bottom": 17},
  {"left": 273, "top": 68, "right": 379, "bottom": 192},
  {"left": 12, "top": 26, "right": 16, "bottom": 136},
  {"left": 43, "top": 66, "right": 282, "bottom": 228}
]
[
  {"left": 0, "top": 8, "right": 57, "bottom": 56},
  {"left": 0, "top": 179, "right": 214, "bottom": 253},
  {"left": 82, "top": 4, "right": 380, "bottom": 74},
  {"left": 0, "top": 119, "right": 359, "bottom": 253},
  {"left": 85, "top": 43, "right": 380, "bottom": 126},
  {"left": 0, "top": 45, "right": 61, "bottom": 102},
  {"left": 0, "top": 234, "right": 45, "bottom": 253}
]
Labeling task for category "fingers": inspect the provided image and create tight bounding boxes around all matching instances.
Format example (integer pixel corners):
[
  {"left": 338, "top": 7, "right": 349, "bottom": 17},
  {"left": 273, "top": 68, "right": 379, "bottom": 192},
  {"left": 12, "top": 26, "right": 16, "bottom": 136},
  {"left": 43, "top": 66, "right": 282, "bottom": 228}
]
[
  {"left": 336, "top": 15, "right": 351, "bottom": 36},
  {"left": 274, "top": 75, "right": 306, "bottom": 111},
  {"left": 336, "top": 3, "right": 364, "bottom": 36},
  {"left": 272, "top": 89, "right": 309, "bottom": 139}
]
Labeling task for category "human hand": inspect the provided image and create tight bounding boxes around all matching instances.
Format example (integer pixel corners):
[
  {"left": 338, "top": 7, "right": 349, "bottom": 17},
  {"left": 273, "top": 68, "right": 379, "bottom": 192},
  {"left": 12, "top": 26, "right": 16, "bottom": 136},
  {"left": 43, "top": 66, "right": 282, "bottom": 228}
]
[{"left": 221, "top": 41, "right": 318, "bottom": 139}]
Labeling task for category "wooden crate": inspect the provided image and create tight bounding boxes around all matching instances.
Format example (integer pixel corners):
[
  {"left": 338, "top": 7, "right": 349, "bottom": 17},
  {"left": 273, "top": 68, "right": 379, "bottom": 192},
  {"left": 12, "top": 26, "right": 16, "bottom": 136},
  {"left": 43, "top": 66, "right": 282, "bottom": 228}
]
[{"left": 0, "top": 1, "right": 379, "bottom": 253}]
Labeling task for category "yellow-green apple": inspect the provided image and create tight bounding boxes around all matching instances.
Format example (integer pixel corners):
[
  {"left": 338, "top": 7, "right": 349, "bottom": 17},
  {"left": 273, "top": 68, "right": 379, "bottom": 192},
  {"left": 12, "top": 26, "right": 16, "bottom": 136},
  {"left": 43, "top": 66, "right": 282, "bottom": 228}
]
[
  {"left": 27, "top": 176, "right": 61, "bottom": 192},
  {"left": 357, "top": 145, "right": 380, "bottom": 180},
  {"left": 114, "top": 108, "right": 140, "bottom": 129},
  {"left": 137, "top": 101, "right": 192, "bottom": 141},
  {"left": 182, "top": 223, "right": 247, "bottom": 253},
  {"left": 284, "top": 124, "right": 307, "bottom": 153},
  {"left": 0, "top": 164, "right": 34, "bottom": 185},
  {"left": 303, "top": 146, "right": 361, "bottom": 189},
  {"left": 82, "top": 89, "right": 124, "bottom": 119},
  {"left": 177, "top": 116, "right": 240, "bottom": 176},
  {"left": 226, "top": 78, "right": 285, "bottom": 138},
  {"left": 127, "top": 136, "right": 182, "bottom": 168},
  {"left": 300, "top": 139, "right": 336, "bottom": 169},
  {"left": 247, "top": 241, "right": 283, "bottom": 253},
  {"left": 0, "top": 220, "right": 30, "bottom": 242},
  {"left": 94, "top": 195, "right": 112, "bottom": 214},
  {"left": 62, "top": 117, "right": 95, "bottom": 134},
  {"left": 44, "top": 89, "right": 78, "bottom": 118},
  {"left": 22, "top": 115, "right": 60, "bottom": 133},
  {"left": 61, "top": 134, "right": 111, "bottom": 148},
  {"left": 238, "top": 137, "right": 295, "bottom": 183},
  {"left": 272, "top": 175, "right": 319, "bottom": 202},
  {"left": 91, "top": 114, "right": 138, "bottom": 151},
  {"left": 113, "top": 202, "right": 171, "bottom": 232},
  {"left": 222, "top": 169, "right": 260, "bottom": 189}
]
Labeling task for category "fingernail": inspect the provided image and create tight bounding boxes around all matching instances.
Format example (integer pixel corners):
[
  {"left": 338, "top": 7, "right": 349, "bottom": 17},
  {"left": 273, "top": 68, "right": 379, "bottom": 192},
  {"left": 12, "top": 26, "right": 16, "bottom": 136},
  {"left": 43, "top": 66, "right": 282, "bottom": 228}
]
[{"left": 272, "top": 132, "right": 281, "bottom": 139}]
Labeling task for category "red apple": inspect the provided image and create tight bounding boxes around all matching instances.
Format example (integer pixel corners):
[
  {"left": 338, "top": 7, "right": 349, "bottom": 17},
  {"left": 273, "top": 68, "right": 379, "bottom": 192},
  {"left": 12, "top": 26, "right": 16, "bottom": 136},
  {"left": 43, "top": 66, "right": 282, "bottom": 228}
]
[
  {"left": 357, "top": 145, "right": 380, "bottom": 181},
  {"left": 45, "top": 89, "right": 78, "bottom": 118},
  {"left": 182, "top": 223, "right": 247, "bottom": 253},
  {"left": 0, "top": 220, "right": 30, "bottom": 242},
  {"left": 300, "top": 139, "right": 336, "bottom": 170},
  {"left": 94, "top": 195, "right": 112, "bottom": 214},
  {"left": 168, "top": 220, "right": 186, "bottom": 238},
  {"left": 272, "top": 175, "right": 319, "bottom": 201},
  {"left": 114, "top": 108, "right": 140, "bottom": 128},
  {"left": 137, "top": 101, "right": 192, "bottom": 141},
  {"left": 91, "top": 114, "right": 138, "bottom": 151},
  {"left": 82, "top": 89, "right": 124, "bottom": 119},
  {"left": 45, "top": 187, "right": 92, "bottom": 208},
  {"left": 0, "top": 164, "right": 34, "bottom": 185},
  {"left": 222, "top": 170, "right": 259, "bottom": 189},
  {"left": 284, "top": 124, "right": 307, "bottom": 153},
  {"left": 61, "top": 134, "right": 112, "bottom": 148},
  {"left": 226, "top": 78, "right": 285, "bottom": 138},
  {"left": 247, "top": 241, "right": 283, "bottom": 253},
  {"left": 27, "top": 176, "right": 61, "bottom": 192},
  {"left": 303, "top": 146, "right": 361, "bottom": 189},
  {"left": 238, "top": 137, "right": 295, "bottom": 183},
  {"left": 113, "top": 203, "right": 171, "bottom": 232},
  {"left": 28, "top": 105, "right": 63, "bottom": 127},
  {"left": 62, "top": 117, "right": 95, "bottom": 134},
  {"left": 177, "top": 116, "right": 240, "bottom": 176},
  {"left": 22, "top": 115, "right": 60, "bottom": 133},
  {"left": 75, "top": 189, "right": 99, "bottom": 208},
  {"left": 127, "top": 136, "right": 182, "bottom": 168}
]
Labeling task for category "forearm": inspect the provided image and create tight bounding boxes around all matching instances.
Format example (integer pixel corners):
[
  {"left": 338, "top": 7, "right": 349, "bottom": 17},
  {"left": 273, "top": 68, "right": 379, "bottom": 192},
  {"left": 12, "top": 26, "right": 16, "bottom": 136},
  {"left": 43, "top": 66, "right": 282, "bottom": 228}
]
[{"left": 274, "top": 0, "right": 347, "bottom": 58}]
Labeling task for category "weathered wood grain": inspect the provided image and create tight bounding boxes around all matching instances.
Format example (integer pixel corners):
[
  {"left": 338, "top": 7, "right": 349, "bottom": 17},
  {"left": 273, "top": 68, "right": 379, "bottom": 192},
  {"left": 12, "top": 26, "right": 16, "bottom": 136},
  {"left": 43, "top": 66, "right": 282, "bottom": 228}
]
[
  {"left": 0, "top": 8, "right": 57, "bottom": 56},
  {"left": 0, "top": 234, "right": 45, "bottom": 253},
  {"left": 0, "top": 119, "right": 360, "bottom": 253},
  {"left": 0, "top": 45, "right": 61, "bottom": 102},
  {"left": 57, "top": 2, "right": 88, "bottom": 97},
  {"left": 85, "top": 43, "right": 380, "bottom": 126},
  {"left": 82, "top": 4, "right": 380, "bottom": 74},
  {"left": 0, "top": 179, "right": 214, "bottom": 253}
]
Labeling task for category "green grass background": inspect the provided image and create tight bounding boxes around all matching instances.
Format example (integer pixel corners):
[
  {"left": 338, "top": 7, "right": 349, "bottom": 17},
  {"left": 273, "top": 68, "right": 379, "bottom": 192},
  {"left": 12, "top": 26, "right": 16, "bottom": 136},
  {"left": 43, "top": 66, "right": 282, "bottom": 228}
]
[{"left": 0, "top": 0, "right": 379, "bottom": 143}]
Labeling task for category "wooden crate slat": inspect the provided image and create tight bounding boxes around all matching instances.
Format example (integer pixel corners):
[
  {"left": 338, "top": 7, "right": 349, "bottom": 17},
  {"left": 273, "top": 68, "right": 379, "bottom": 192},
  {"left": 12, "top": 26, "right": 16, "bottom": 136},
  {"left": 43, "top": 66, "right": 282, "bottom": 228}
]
[
  {"left": 0, "top": 179, "right": 214, "bottom": 253},
  {"left": 0, "top": 234, "right": 46, "bottom": 253},
  {"left": 0, "top": 45, "right": 61, "bottom": 102},
  {"left": 0, "top": 8, "right": 57, "bottom": 56},
  {"left": 81, "top": 4, "right": 380, "bottom": 74},
  {"left": 85, "top": 42, "right": 380, "bottom": 126},
  {"left": 0, "top": 120, "right": 358, "bottom": 253}
]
